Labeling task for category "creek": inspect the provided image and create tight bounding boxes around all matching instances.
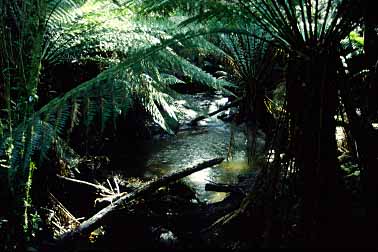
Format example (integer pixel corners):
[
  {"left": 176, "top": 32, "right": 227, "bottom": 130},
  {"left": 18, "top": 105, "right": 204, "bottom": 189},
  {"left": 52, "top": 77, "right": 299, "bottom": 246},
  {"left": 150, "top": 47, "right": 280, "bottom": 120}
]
[{"left": 141, "top": 92, "right": 253, "bottom": 203}]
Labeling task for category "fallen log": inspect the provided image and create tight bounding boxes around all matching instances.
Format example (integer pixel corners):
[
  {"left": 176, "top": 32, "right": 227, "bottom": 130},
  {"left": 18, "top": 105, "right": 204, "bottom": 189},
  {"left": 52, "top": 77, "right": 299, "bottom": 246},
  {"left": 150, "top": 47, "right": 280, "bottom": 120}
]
[
  {"left": 189, "top": 97, "right": 241, "bottom": 126},
  {"left": 56, "top": 157, "right": 224, "bottom": 243}
]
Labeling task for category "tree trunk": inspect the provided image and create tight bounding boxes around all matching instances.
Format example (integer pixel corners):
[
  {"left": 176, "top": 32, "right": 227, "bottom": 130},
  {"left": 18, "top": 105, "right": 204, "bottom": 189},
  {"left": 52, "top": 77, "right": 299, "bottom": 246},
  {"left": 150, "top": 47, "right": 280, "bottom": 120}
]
[{"left": 287, "top": 51, "right": 339, "bottom": 247}]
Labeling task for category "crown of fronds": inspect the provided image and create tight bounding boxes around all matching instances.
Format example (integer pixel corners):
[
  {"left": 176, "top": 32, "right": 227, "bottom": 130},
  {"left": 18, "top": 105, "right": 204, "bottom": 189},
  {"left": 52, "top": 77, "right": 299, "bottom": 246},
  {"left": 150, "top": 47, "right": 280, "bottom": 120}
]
[
  {"left": 146, "top": 0, "right": 360, "bottom": 54},
  {"left": 213, "top": 23, "right": 275, "bottom": 87}
]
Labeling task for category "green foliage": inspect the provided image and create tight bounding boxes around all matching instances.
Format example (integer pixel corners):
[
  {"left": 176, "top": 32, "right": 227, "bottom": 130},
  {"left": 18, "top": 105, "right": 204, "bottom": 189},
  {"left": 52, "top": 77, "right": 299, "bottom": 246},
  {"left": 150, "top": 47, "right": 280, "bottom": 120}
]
[
  {"left": 1, "top": 0, "right": 236, "bottom": 157},
  {"left": 213, "top": 24, "right": 274, "bottom": 88},
  {"left": 349, "top": 31, "right": 364, "bottom": 47},
  {"left": 340, "top": 29, "right": 365, "bottom": 64},
  {"left": 341, "top": 161, "right": 360, "bottom": 177},
  {"left": 1, "top": 0, "right": 367, "bottom": 248},
  {"left": 38, "top": 1, "right": 235, "bottom": 134},
  {"left": 1, "top": 0, "right": 236, "bottom": 244},
  {"left": 125, "top": 0, "right": 216, "bottom": 16}
]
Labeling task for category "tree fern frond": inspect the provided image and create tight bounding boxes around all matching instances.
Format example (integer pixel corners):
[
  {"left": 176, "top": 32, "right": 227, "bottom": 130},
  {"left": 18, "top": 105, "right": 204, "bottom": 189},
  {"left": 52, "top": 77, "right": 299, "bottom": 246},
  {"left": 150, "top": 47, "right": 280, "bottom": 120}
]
[
  {"left": 159, "top": 73, "right": 185, "bottom": 86},
  {"left": 83, "top": 97, "right": 98, "bottom": 128},
  {"left": 100, "top": 92, "right": 115, "bottom": 132},
  {"left": 35, "top": 120, "right": 56, "bottom": 162},
  {"left": 113, "top": 79, "right": 133, "bottom": 117},
  {"left": 54, "top": 131, "right": 81, "bottom": 170},
  {"left": 156, "top": 49, "right": 235, "bottom": 91},
  {"left": 46, "top": 0, "right": 85, "bottom": 25},
  {"left": 126, "top": 0, "right": 206, "bottom": 16},
  {"left": 31, "top": 120, "right": 43, "bottom": 153},
  {"left": 207, "top": 23, "right": 275, "bottom": 87},
  {"left": 144, "top": 91, "right": 175, "bottom": 134}
]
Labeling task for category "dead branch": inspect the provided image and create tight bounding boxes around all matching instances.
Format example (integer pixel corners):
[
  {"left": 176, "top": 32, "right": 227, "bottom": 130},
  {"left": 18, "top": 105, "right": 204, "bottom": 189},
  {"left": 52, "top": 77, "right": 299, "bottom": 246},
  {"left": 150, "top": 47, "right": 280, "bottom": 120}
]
[
  {"left": 57, "top": 157, "right": 224, "bottom": 243},
  {"left": 56, "top": 175, "right": 113, "bottom": 195}
]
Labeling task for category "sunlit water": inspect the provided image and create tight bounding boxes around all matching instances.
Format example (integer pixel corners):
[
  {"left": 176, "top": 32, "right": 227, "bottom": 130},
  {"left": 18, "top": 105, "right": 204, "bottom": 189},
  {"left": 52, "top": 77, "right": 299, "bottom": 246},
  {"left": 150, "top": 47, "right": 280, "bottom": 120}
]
[{"left": 142, "top": 92, "right": 252, "bottom": 203}]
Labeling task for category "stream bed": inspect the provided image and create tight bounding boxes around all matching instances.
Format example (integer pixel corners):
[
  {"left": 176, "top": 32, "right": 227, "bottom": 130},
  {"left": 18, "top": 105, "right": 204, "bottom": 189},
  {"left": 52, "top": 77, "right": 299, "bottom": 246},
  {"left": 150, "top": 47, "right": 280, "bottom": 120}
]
[{"left": 141, "top": 92, "right": 252, "bottom": 203}]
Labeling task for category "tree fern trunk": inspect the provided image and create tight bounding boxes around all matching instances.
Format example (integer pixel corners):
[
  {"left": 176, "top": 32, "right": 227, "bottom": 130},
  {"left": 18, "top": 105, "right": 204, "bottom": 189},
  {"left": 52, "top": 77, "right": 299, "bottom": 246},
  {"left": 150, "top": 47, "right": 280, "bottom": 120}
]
[{"left": 287, "top": 51, "right": 339, "bottom": 247}]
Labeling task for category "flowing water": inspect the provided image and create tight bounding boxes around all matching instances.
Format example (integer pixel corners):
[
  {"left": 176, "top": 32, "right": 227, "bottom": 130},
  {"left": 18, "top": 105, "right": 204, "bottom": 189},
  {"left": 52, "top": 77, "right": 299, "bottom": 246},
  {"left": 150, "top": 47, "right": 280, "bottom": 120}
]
[{"left": 142, "top": 92, "right": 252, "bottom": 203}]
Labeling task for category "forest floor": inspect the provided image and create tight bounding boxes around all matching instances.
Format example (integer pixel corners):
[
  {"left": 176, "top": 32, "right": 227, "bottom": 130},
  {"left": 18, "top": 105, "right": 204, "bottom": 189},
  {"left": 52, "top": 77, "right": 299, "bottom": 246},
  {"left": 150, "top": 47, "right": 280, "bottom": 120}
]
[{"left": 34, "top": 156, "right": 259, "bottom": 251}]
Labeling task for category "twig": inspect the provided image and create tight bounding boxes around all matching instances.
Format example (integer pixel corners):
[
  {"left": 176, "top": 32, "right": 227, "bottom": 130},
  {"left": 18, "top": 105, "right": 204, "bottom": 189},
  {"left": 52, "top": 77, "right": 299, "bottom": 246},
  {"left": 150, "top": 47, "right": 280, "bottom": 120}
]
[{"left": 56, "top": 175, "right": 113, "bottom": 195}]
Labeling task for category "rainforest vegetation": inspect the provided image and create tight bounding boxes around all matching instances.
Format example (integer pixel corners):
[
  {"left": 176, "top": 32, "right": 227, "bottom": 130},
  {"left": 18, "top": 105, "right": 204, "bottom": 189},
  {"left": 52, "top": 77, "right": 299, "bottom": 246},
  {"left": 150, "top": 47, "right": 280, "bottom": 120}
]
[{"left": 0, "top": 0, "right": 377, "bottom": 250}]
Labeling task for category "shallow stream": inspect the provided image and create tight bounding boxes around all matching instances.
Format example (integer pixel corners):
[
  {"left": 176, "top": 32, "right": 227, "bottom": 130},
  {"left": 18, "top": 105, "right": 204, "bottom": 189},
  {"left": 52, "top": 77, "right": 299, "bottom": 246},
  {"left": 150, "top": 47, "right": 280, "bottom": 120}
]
[{"left": 142, "top": 92, "right": 253, "bottom": 203}]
